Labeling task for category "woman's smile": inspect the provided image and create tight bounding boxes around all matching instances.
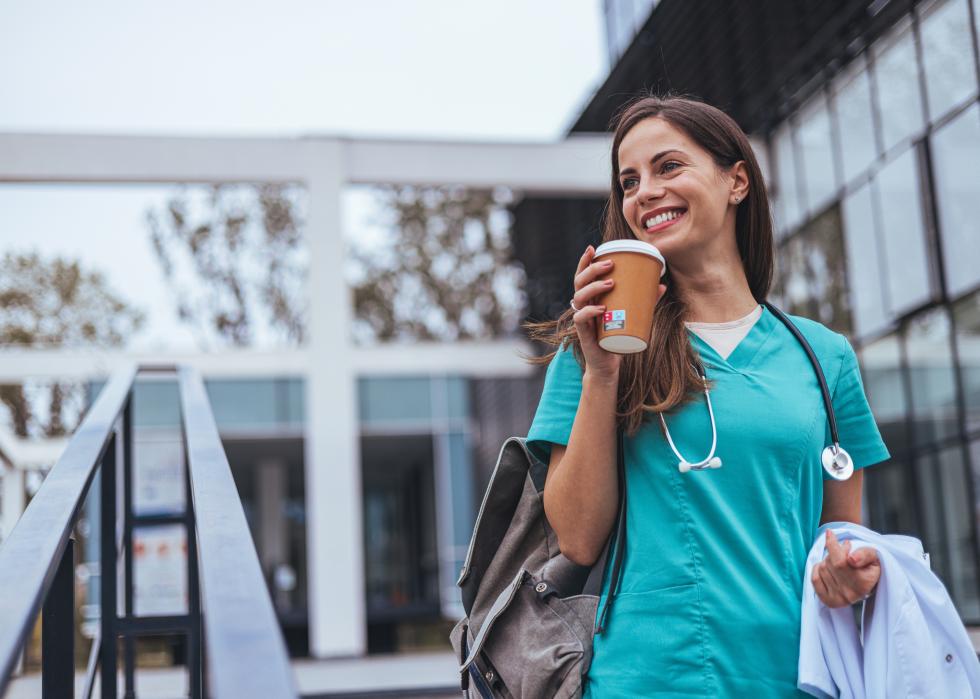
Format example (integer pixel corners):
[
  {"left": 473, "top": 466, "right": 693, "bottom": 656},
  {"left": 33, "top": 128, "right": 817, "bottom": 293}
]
[{"left": 642, "top": 208, "right": 687, "bottom": 234}]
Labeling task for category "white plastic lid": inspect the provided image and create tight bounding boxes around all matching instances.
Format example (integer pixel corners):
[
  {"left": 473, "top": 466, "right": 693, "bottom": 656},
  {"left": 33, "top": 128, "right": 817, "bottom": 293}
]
[{"left": 593, "top": 239, "right": 666, "bottom": 277}]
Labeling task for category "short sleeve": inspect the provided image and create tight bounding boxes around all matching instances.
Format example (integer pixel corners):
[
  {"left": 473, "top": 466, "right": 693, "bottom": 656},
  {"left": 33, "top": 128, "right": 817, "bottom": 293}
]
[
  {"left": 823, "top": 335, "right": 890, "bottom": 478},
  {"left": 526, "top": 344, "right": 584, "bottom": 465}
]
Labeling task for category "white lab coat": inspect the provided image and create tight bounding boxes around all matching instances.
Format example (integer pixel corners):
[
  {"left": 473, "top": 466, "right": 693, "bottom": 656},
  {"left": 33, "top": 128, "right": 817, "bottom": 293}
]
[{"left": 798, "top": 521, "right": 980, "bottom": 698}]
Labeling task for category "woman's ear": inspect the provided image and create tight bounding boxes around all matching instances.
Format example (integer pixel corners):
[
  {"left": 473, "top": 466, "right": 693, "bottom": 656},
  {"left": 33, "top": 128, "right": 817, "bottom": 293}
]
[{"left": 730, "top": 160, "right": 750, "bottom": 202}]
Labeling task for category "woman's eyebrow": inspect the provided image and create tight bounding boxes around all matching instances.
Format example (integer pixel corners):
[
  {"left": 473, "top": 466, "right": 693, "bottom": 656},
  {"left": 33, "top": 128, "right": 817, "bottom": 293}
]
[{"left": 618, "top": 149, "right": 685, "bottom": 177}]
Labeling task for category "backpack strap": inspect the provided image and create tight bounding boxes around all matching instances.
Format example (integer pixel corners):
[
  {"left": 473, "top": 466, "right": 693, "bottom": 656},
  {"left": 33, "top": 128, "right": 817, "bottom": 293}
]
[{"left": 592, "top": 427, "right": 627, "bottom": 634}]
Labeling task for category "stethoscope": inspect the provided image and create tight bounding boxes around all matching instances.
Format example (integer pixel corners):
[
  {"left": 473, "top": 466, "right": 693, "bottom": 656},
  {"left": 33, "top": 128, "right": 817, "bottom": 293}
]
[{"left": 661, "top": 301, "right": 854, "bottom": 481}]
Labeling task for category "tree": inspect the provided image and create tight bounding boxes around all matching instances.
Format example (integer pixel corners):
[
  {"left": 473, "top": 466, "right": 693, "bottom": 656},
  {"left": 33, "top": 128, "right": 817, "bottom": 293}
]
[
  {"left": 146, "top": 183, "right": 307, "bottom": 349},
  {"left": 348, "top": 185, "right": 526, "bottom": 344},
  {"left": 0, "top": 252, "right": 145, "bottom": 437}
]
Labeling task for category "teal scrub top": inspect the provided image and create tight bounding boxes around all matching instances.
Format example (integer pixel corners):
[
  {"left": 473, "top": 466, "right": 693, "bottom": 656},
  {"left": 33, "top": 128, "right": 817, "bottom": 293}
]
[{"left": 526, "top": 307, "right": 890, "bottom": 698}]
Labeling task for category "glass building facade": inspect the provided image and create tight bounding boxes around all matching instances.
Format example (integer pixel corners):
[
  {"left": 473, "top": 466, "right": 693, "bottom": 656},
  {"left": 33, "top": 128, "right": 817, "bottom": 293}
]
[
  {"left": 531, "top": 0, "right": 980, "bottom": 626},
  {"left": 767, "top": 0, "right": 980, "bottom": 620}
]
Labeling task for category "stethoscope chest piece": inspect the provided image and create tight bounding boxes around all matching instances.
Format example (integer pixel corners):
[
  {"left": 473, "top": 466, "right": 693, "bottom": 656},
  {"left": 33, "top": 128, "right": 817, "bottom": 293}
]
[{"left": 821, "top": 444, "right": 854, "bottom": 481}]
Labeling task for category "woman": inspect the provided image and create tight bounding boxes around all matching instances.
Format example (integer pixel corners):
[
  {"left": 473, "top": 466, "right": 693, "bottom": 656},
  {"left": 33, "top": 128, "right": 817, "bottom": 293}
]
[{"left": 523, "top": 95, "right": 888, "bottom": 697}]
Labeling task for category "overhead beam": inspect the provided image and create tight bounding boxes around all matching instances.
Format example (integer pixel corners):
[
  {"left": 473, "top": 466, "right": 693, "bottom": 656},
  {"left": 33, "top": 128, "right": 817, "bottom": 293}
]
[{"left": 0, "top": 133, "right": 612, "bottom": 193}]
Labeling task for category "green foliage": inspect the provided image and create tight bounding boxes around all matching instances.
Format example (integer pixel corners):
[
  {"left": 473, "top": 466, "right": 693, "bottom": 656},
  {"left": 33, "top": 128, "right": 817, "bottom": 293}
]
[
  {"left": 349, "top": 185, "right": 526, "bottom": 344},
  {"left": 146, "top": 183, "right": 307, "bottom": 349},
  {"left": 0, "top": 251, "right": 145, "bottom": 437}
]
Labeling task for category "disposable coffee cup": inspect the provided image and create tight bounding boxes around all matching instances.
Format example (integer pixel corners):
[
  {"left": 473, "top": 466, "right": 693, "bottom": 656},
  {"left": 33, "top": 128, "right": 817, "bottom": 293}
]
[{"left": 593, "top": 239, "right": 666, "bottom": 354}]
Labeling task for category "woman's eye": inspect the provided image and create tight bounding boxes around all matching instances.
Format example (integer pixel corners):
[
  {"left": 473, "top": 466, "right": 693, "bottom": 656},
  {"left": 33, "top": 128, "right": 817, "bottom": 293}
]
[
  {"left": 662, "top": 161, "right": 681, "bottom": 173},
  {"left": 621, "top": 177, "right": 638, "bottom": 190}
]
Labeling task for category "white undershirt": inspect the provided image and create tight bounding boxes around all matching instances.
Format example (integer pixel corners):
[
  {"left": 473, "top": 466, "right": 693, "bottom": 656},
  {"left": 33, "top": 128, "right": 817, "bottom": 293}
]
[{"left": 684, "top": 304, "right": 763, "bottom": 360}]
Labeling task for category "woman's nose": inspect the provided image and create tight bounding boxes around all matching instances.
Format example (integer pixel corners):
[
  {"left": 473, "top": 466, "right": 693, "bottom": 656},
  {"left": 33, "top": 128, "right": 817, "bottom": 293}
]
[{"left": 636, "top": 176, "right": 665, "bottom": 202}]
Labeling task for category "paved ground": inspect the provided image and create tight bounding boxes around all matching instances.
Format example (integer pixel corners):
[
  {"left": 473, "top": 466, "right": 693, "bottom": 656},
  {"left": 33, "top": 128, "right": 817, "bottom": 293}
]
[{"left": 6, "top": 650, "right": 460, "bottom": 698}]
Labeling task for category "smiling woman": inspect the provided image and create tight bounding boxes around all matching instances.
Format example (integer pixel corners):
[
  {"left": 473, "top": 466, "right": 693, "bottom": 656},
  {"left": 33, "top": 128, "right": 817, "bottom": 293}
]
[{"left": 521, "top": 94, "right": 888, "bottom": 697}]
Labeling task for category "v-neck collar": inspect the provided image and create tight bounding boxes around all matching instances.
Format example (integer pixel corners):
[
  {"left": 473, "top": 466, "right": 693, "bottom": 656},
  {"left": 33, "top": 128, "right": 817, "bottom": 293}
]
[{"left": 685, "top": 304, "right": 778, "bottom": 374}]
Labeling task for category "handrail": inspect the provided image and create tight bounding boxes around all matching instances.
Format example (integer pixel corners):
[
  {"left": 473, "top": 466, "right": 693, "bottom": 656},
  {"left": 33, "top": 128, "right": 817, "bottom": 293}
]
[
  {"left": 0, "top": 364, "right": 136, "bottom": 692},
  {"left": 179, "top": 366, "right": 299, "bottom": 698},
  {"left": 0, "top": 364, "right": 299, "bottom": 698}
]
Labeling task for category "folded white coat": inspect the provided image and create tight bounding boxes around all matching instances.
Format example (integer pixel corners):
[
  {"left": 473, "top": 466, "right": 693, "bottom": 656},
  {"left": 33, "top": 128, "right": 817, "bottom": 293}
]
[{"left": 798, "top": 521, "right": 980, "bottom": 699}]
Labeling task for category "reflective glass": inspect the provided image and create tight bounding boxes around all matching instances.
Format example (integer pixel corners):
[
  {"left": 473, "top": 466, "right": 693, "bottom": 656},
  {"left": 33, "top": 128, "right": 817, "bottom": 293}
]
[
  {"left": 952, "top": 290, "right": 980, "bottom": 433},
  {"left": 862, "top": 334, "right": 909, "bottom": 456},
  {"left": 936, "top": 445, "right": 980, "bottom": 619},
  {"left": 872, "top": 20, "right": 927, "bottom": 152},
  {"left": 841, "top": 182, "right": 889, "bottom": 336},
  {"left": 447, "top": 376, "right": 470, "bottom": 420},
  {"left": 775, "top": 234, "right": 812, "bottom": 317},
  {"left": 797, "top": 93, "right": 839, "bottom": 214},
  {"left": 800, "top": 207, "right": 851, "bottom": 332},
  {"left": 906, "top": 308, "right": 959, "bottom": 446},
  {"left": 930, "top": 103, "right": 980, "bottom": 297},
  {"left": 133, "top": 380, "right": 180, "bottom": 430},
  {"left": 205, "top": 378, "right": 304, "bottom": 431},
  {"left": 918, "top": 0, "right": 977, "bottom": 121},
  {"left": 875, "top": 146, "right": 933, "bottom": 314},
  {"left": 864, "top": 459, "right": 917, "bottom": 535},
  {"left": 773, "top": 122, "right": 803, "bottom": 235},
  {"left": 916, "top": 451, "right": 948, "bottom": 577},
  {"left": 832, "top": 57, "right": 879, "bottom": 184},
  {"left": 774, "top": 211, "right": 852, "bottom": 333},
  {"left": 359, "top": 376, "right": 432, "bottom": 425}
]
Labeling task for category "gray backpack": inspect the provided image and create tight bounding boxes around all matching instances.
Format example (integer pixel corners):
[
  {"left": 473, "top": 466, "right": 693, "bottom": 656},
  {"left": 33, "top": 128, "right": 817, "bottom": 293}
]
[{"left": 449, "top": 430, "right": 627, "bottom": 698}]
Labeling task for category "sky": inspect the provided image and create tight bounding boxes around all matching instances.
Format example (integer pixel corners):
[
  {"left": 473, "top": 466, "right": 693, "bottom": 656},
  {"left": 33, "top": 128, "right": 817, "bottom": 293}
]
[{"left": 0, "top": 1, "right": 609, "bottom": 352}]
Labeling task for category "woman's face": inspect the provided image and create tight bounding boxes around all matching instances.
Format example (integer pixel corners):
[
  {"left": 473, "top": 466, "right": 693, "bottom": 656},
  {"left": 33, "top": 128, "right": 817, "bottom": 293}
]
[{"left": 617, "top": 117, "right": 746, "bottom": 265}]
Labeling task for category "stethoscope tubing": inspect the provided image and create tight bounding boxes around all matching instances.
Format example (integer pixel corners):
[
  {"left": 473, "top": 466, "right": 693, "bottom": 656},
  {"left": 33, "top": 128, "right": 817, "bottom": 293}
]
[{"left": 762, "top": 302, "right": 841, "bottom": 448}]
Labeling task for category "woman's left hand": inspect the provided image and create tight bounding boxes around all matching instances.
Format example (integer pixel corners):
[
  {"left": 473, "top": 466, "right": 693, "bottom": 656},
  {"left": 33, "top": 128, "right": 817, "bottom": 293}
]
[{"left": 811, "top": 529, "right": 880, "bottom": 608}]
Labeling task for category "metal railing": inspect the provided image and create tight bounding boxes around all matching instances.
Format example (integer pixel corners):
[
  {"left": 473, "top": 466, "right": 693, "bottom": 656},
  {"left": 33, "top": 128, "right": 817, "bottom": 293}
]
[{"left": 0, "top": 365, "right": 298, "bottom": 698}]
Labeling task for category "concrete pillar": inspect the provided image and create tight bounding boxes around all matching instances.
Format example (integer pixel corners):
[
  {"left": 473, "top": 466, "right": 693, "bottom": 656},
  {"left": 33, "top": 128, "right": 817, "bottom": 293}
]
[
  {"left": 304, "top": 140, "right": 366, "bottom": 657},
  {"left": 0, "top": 461, "right": 25, "bottom": 542}
]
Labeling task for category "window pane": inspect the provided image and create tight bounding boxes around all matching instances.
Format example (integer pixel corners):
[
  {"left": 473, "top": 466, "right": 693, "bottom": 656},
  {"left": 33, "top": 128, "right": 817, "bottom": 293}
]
[
  {"left": 774, "top": 207, "right": 851, "bottom": 333},
  {"left": 936, "top": 445, "right": 980, "bottom": 619},
  {"left": 359, "top": 377, "right": 432, "bottom": 425},
  {"left": 873, "top": 20, "right": 926, "bottom": 152},
  {"left": 832, "top": 58, "right": 878, "bottom": 184},
  {"left": 862, "top": 334, "right": 909, "bottom": 456},
  {"left": 205, "top": 379, "right": 303, "bottom": 431},
  {"left": 773, "top": 121, "right": 803, "bottom": 235},
  {"left": 841, "top": 182, "right": 889, "bottom": 336},
  {"left": 916, "top": 451, "right": 949, "bottom": 577},
  {"left": 930, "top": 103, "right": 980, "bottom": 297},
  {"left": 919, "top": 0, "right": 978, "bottom": 121},
  {"left": 876, "top": 146, "right": 933, "bottom": 314},
  {"left": 805, "top": 206, "right": 852, "bottom": 333},
  {"left": 797, "top": 93, "right": 839, "bottom": 214},
  {"left": 775, "top": 234, "right": 812, "bottom": 317},
  {"left": 953, "top": 290, "right": 980, "bottom": 433},
  {"left": 864, "top": 459, "right": 917, "bottom": 535},
  {"left": 906, "top": 308, "right": 959, "bottom": 446}
]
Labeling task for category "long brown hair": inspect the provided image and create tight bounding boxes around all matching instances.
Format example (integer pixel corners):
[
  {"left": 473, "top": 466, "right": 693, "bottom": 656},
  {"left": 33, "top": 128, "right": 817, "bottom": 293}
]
[{"left": 523, "top": 94, "right": 774, "bottom": 437}]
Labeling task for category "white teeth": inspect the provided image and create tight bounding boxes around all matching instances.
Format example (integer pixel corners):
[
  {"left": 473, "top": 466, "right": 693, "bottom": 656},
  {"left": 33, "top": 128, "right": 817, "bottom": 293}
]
[{"left": 644, "top": 209, "right": 684, "bottom": 229}]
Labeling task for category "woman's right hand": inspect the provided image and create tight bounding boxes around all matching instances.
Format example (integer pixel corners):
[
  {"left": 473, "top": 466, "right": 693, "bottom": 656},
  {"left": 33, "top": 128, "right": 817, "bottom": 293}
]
[
  {"left": 571, "top": 245, "right": 666, "bottom": 381},
  {"left": 571, "top": 245, "right": 622, "bottom": 380}
]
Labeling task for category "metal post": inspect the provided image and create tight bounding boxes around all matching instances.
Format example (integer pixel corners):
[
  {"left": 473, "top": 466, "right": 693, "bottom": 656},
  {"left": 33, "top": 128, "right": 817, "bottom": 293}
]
[
  {"left": 100, "top": 433, "right": 118, "bottom": 699},
  {"left": 185, "top": 437, "right": 203, "bottom": 699},
  {"left": 42, "top": 538, "right": 75, "bottom": 699},
  {"left": 122, "top": 398, "right": 136, "bottom": 699}
]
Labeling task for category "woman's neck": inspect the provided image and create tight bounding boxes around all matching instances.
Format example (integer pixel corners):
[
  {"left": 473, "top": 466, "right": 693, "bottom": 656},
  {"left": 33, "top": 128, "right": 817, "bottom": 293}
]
[{"left": 670, "top": 254, "right": 759, "bottom": 323}]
